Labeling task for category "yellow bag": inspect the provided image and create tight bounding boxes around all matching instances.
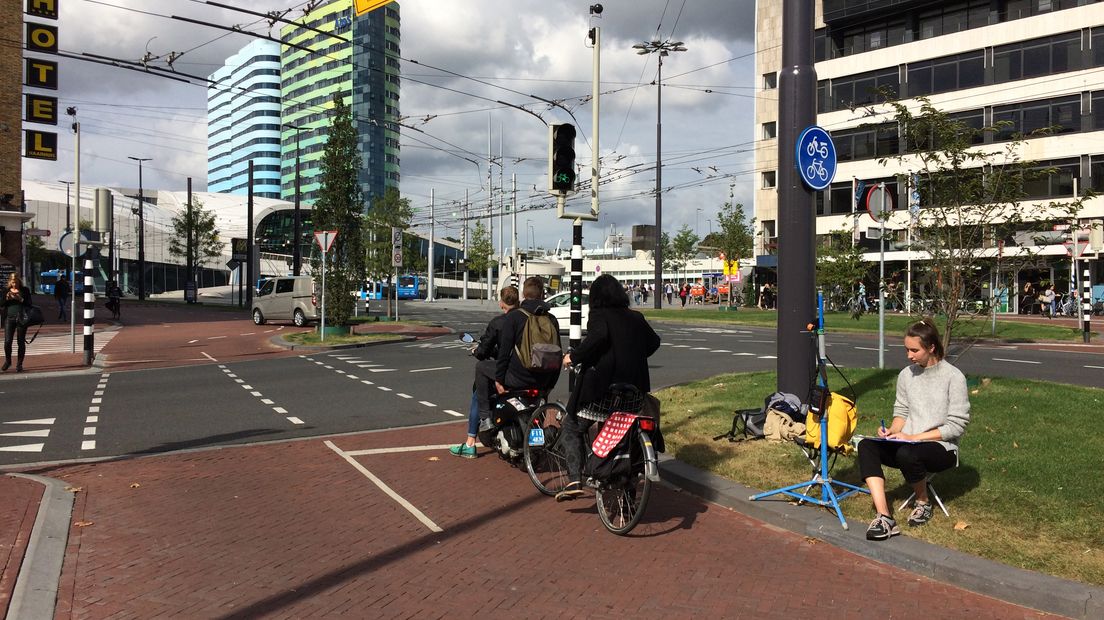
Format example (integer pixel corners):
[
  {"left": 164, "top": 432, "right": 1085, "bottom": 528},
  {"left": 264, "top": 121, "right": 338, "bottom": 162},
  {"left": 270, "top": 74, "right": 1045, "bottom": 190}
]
[{"left": 804, "top": 392, "right": 857, "bottom": 453}]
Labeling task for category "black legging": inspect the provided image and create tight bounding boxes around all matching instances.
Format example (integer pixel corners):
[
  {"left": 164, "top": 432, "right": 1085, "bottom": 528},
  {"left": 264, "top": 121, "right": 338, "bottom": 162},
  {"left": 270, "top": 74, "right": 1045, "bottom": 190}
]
[
  {"left": 3, "top": 317, "right": 28, "bottom": 366},
  {"left": 857, "top": 439, "right": 957, "bottom": 485}
]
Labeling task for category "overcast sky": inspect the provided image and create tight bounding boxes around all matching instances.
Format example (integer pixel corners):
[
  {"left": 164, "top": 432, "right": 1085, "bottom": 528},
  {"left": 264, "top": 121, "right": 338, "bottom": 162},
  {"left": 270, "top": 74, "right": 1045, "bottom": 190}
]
[{"left": 25, "top": 0, "right": 756, "bottom": 250}]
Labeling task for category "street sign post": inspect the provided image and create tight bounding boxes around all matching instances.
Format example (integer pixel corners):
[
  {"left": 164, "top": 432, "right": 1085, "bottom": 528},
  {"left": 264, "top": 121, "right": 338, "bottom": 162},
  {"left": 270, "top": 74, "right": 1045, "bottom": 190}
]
[
  {"left": 231, "top": 237, "right": 248, "bottom": 261},
  {"left": 314, "top": 230, "right": 338, "bottom": 341},
  {"left": 795, "top": 126, "right": 837, "bottom": 191},
  {"left": 25, "top": 228, "right": 50, "bottom": 237}
]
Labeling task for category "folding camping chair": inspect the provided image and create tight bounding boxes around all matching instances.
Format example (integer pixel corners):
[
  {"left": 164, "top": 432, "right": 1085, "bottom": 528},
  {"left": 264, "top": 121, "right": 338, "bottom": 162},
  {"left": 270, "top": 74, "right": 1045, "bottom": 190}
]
[{"left": 897, "top": 451, "right": 959, "bottom": 518}]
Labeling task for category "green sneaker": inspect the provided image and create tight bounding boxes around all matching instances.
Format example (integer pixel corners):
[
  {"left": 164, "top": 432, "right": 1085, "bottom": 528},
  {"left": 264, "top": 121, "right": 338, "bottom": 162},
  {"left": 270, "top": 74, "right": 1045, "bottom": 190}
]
[{"left": 449, "top": 444, "right": 477, "bottom": 459}]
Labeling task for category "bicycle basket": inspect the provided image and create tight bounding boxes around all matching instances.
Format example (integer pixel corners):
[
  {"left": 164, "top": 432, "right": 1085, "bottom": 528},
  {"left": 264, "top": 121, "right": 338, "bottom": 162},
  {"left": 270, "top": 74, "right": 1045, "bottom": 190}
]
[{"left": 578, "top": 384, "right": 645, "bottom": 423}]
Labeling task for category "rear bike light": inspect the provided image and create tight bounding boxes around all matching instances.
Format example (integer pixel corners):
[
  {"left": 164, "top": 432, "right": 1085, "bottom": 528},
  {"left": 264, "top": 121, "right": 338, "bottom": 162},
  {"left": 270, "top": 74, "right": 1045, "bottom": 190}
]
[
  {"left": 638, "top": 418, "right": 656, "bottom": 432},
  {"left": 312, "top": 294, "right": 318, "bottom": 306},
  {"left": 523, "top": 389, "right": 540, "bottom": 398}
]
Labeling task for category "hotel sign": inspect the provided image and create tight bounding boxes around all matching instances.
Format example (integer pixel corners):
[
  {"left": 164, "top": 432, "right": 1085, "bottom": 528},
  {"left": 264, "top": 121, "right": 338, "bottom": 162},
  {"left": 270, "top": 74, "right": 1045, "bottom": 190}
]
[
  {"left": 353, "top": 0, "right": 395, "bottom": 17},
  {"left": 23, "top": 0, "right": 59, "bottom": 161}
]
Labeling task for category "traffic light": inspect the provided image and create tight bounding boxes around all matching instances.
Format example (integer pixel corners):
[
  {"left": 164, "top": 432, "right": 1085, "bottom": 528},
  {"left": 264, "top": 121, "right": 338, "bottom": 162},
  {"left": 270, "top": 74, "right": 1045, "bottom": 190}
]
[{"left": 548, "top": 123, "right": 576, "bottom": 195}]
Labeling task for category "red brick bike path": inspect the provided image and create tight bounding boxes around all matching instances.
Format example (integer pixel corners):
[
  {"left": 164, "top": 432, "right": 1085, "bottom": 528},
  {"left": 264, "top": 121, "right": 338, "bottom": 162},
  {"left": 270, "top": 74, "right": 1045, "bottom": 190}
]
[
  {"left": 0, "top": 475, "right": 40, "bottom": 619},
  {"left": 21, "top": 423, "right": 1055, "bottom": 619}
]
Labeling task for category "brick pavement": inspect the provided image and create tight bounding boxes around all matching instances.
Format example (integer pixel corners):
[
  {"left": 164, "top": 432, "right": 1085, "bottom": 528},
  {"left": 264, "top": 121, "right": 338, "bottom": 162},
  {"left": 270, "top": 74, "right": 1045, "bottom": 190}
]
[
  {"left": 0, "top": 475, "right": 41, "bottom": 619},
  {"left": 21, "top": 423, "right": 1056, "bottom": 619}
]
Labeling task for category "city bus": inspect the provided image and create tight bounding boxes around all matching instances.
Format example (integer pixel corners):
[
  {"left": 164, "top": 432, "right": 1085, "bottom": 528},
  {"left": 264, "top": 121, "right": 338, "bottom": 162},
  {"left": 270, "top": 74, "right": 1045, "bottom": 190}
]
[{"left": 39, "top": 269, "right": 85, "bottom": 295}]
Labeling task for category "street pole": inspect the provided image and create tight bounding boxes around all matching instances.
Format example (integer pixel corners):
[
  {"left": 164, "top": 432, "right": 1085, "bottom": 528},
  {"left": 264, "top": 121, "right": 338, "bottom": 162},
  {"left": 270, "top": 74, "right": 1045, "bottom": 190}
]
[
  {"left": 633, "top": 39, "right": 686, "bottom": 309},
  {"left": 512, "top": 174, "right": 518, "bottom": 285},
  {"left": 462, "top": 190, "right": 469, "bottom": 300},
  {"left": 878, "top": 185, "right": 886, "bottom": 369},
  {"left": 320, "top": 248, "right": 327, "bottom": 341},
  {"left": 60, "top": 180, "right": 73, "bottom": 232},
  {"left": 427, "top": 188, "right": 435, "bottom": 302},
  {"left": 186, "top": 177, "right": 194, "bottom": 298},
  {"left": 293, "top": 128, "right": 302, "bottom": 276},
  {"left": 70, "top": 112, "right": 80, "bottom": 352},
  {"left": 775, "top": 0, "right": 817, "bottom": 396},
  {"left": 128, "top": 156, "right": 151, "bottom": 302},
  {"left": 247, "top": 161, "right": 254, "bottom": 308}
]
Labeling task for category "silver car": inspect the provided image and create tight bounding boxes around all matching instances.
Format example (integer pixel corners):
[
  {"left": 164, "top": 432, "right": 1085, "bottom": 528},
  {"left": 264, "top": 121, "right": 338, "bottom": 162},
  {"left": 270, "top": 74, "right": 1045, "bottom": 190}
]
[{"left": 252, "top": 276, "right": 319, "bottom": 327}]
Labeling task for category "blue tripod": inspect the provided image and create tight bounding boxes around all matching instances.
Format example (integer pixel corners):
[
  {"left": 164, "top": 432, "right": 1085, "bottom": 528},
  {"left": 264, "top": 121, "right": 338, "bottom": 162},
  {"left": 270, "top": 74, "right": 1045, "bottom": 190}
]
[{"left": 750, "top": 291, "right": 869, "bottom": 529}]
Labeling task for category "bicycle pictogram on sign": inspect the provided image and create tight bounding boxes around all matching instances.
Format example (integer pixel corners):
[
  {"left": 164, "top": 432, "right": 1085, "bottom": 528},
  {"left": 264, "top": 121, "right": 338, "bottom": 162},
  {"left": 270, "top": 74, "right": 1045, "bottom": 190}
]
[{"left": 795, "top": 126, "right": 837, "bottom": 191}]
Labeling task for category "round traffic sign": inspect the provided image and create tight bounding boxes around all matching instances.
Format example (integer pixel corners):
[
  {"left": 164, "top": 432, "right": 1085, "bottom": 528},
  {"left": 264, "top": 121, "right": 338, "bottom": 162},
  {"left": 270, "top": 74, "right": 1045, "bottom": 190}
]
[
  {"left": 795, "top": 126, "right": 837, "bottom": 191},
  {"left": 865, "top": 184, "right": 895, "bottom": 222}
]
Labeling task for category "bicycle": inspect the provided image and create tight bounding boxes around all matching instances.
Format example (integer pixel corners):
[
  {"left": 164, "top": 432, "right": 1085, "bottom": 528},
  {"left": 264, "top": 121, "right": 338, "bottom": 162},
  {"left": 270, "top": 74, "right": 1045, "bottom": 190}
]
[{"left": 522, "top": 368, "right": 660, "bottom": 535}]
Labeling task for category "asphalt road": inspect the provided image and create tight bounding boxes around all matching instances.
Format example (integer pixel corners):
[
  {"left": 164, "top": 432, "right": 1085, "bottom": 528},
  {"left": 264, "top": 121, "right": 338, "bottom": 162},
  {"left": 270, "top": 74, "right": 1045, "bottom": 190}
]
[{"left": 2, "top": 301, "right": 1100, "bottom": 467}]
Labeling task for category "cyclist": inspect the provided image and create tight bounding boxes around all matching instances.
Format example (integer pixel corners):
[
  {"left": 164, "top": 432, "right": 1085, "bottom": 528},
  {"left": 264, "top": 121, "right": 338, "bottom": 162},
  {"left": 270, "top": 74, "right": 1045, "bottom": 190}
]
[
  {"left": 449, "top": 285, "right": 518, "bottom": 459},
  {"left": 494, "top": 275, "right": 562, "bottom": 406},
  {"left": 556, "top": 274, "right": 661, "bottom": 501}
]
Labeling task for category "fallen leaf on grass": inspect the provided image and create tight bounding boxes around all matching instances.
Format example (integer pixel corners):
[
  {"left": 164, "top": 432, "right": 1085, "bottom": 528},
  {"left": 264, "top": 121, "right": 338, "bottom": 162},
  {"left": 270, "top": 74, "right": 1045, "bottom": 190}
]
[
  {"left": 954, "top": 521, "right": 969, "bottom": 531},
  {"left": 129, "top": 483, "right": 141, "bottom": 489},
  {"left": 970, "top": 389, "right": 979, "bottom": 395},
  {"left": 1013, "top": 441, "right": 1019, "bottom": 448},
  {"left": 427, "top": 457, "right": 440, "bottom": 462},
  {"left": 712, "top": 383, "right": 725, "bottom": 388},
  {"left": 74, "top": 521, "right": 94, "bottom": 528},
  {"left": 64, "top": 486, "right": 82, "bottom": 493}
]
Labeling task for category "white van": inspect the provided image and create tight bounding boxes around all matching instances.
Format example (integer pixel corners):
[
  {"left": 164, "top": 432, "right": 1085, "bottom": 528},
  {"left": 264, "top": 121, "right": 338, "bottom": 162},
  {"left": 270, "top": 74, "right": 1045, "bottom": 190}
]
[{"left": 252, "top": 276, "right": 318, "bottom": 326}]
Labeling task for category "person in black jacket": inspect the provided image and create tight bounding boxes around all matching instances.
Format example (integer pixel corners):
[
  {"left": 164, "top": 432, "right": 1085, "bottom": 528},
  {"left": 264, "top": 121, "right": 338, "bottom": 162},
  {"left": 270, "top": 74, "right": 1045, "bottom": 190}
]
[
  {"left": 3, "top": 273, "right": 33, "bottom": 373},
  {"left": 450, "top": 285, "right": 519, "bottom": 458},
  {"left": 493, "top": 276, "right": 562, "bottom": 396},
  {"left": 556, "top": 273, "right": 661, "bottom": 500}
]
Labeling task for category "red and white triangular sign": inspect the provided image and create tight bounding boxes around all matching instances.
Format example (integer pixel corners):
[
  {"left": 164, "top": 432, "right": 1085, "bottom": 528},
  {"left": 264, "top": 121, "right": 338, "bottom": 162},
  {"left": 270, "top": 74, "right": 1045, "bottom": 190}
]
[{"left": 314, "top": 230, "right": 338, "bottom": 253}]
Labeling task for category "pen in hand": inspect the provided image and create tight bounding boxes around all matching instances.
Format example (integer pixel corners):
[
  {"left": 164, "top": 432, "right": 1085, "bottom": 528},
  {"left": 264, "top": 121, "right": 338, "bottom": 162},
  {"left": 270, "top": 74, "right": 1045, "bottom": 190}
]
[{"left": 880, "top": 419, "right": 887, "bottom": 437}]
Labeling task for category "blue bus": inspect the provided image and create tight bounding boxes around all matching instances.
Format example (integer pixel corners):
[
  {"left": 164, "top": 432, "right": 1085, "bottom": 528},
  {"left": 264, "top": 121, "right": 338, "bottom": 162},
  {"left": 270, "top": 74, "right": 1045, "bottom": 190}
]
[
  {"left": 396, "top": 274, "right": 426, "bottom": 300},
  {"left": 39, "top": 269, "right": 85, "bottom": 295}
]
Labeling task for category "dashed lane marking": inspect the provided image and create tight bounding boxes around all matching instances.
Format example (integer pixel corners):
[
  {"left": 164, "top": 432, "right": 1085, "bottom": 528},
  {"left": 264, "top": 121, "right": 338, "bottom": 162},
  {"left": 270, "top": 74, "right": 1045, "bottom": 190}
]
[
  {"left": 287, "top": 417, "right": 304, "bottom": 425},
  {"left": 419, "top": 401, "right": 436, "bottom": 408},
  {"left": 410, "top": 367, "right": 452, "bottom": 373},
  {"left": 397, "top": 393, "right": 412, "bottom": 399},
  {"left": 992, "top": 358, "right": 1041, "bottom": 365},
  {"left": 444, "top": 410, "right": 463, "bottom": 417},
  {"left": 1086, "top": 365, "right": 1104, "bottom": 370}
]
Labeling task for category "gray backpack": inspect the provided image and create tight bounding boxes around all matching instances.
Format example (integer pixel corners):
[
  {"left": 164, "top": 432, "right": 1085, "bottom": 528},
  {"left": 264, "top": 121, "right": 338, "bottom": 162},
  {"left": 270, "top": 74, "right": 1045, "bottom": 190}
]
[{"left": 514, "top": 309, "right": 562, "bottom": 372}]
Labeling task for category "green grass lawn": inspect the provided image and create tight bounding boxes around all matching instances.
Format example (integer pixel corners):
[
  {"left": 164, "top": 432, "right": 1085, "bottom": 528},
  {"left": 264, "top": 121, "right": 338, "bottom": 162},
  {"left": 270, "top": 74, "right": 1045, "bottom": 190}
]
[
  {"left": 640, "top": 307, "right": 1089, "bottom": 341},
  {"left": 283, "top": 331, "right": 402, "bottom": 346},
  {"left": 656, "top": 369, "right": 1104, "bottom": 586}
]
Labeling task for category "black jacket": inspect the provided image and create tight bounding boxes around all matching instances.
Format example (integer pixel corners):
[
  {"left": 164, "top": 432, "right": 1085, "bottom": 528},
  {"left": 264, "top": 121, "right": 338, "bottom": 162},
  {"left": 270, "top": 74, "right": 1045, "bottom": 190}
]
[
  {"left": 3, "top": 286, "right": 32, "bottom": 320},
  {"left": 570, "top": 306, "right": 661, "bottom": 407},
  {"left": 496, "top": 298, "right": 562, "bottom": 392},
  {"left": 473, "top": 311, "right": 509, "bottom": 360}
]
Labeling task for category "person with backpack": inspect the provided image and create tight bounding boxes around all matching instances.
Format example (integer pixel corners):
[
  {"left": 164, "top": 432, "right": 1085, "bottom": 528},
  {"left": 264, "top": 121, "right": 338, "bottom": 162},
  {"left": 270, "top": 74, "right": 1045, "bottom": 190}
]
[
  {"left": 555, "top": 274, "right": 661, "bottom": 501},
  {"left": 493, "top": 276, "right": 562, "bottom": 410},
  {"left": 858, "top": 319, "right": 970, "bottom": 540},
  {"left": 450, "top": 285, "right": 519, "bottom": 459}
]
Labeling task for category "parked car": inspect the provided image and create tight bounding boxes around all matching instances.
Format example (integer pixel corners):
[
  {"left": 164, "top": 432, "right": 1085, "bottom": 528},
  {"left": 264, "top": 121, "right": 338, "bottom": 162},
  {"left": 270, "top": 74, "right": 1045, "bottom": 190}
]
[
  {"left": 252, "top": 276, "right": 318, "bottom": 326},
  {"left": 545, "top": 291, "right": 590, "bottom": 331}
]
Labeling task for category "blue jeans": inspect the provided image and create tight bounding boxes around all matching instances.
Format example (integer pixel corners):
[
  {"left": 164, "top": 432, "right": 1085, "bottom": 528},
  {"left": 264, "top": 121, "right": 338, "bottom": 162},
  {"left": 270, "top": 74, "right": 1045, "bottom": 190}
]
[{"left": 467, "top": 391, "right": 479, "bottom": 437}]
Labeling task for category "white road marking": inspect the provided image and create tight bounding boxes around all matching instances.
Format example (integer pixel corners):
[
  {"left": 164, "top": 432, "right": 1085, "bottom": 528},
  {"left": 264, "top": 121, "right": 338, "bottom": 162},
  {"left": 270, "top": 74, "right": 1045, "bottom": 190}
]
[
  {"left": 368, "top": 368, "right": 397, "bottom": 373},
  {"left": 261, "top": 399, "right": 274, "bottom": 405},
  {"left": 241, "top": 385, "right": 253, "bottom": 390},
  {"left": 323, "top": 365, "right": 334, "bottom": 369},
  {"left": 347, "top": 375, "right": 359, "bottom": 380},
  {"left": 325, "top": 441, "right": 442, "bottom": 533},
  {"left": 356, "top": 363, "right": 382, "bottom": 368},
  {"left": 227, "top": 373, "right": 237, "bottom": 378},
  {"left": 444, "top": 410, "right": 463, "bottom": 417},
  {"left": 855, "top": 346, "right": 881, "bottom": 351},
  {"left": 3, "top": 418, "right": 55, "bottom": 425},
  {"left": 377, "top": 386, "right": 392, "bottom": 391},
  {"left": 251, "top": 391, "right": 262, "bottom": 397},
  {"left": 1085, "top": 365, "right": 1104, "bottom": 370},
  {"left": 91, "top": 398, "right": 102, "bottom": 404},
  {"left": 1, "top": 429, "right": 50, "bottom": 438},
  {"left": 335, "top": 370, "right": 346, "bottom": 374},
  {"left": 188, "top": 339, "right": 199, "bottom": 344},
  {"left": 81, "top": 441, "right": 95, "bottom": 450},
  {"left": 234, "top": 378, "right": 244, "bottom": 383},
  {"left": 346, "top": 444, "right": 455, "bottom": 456},
  {"left": 202, "top": 352, "right": 218, "bottom": 362},
  {"left": 242, "top": 332, "right": 255, "bottom": 336},
  {"left": 732, "top": 353, "right": 754, "bottom": 356},
  {"left": 83, "top": 427, "right": 96, "bottom": 436},
  {"left": 208, "top": 336, "right": 227, "bottom": 340},
  {"left": 690, "top": 347, "right": 710, "bottom": 351},
  {"left": 86, "top": 416, "right": 98, "bottom": 423},
  {"left": 287, "top": 417, "right": 304, "bottom": 425},
  {"left": 361, "top": 380, "right": 374, "bottom": 385},
  {"left": 419, "top": 401, "right": 436, "bottom": 408},
  {"left": 710, "top": 350, "right": 731, "bottom": 353},
  {"left": 88, "top": 407, "right": 99, "bottom": 413},
  {"left": 397, "top": 393, "right": 412, "bottom": 399},
  {"left": 273, "top": 407, "right": 288, "bottom": 414},
  {"left": 992, "top": 358, "right": 1041, "bottom": 365},
  {"left": 409, "top": 367, "right": 452, "bottom": 373},
  {"left": 758, "top": 355, "right": 777, "bottom": 359},
  {"left": 672, "top": 345, "right": 690, "bottom": 348},
  {"left": 333, "top": 355, "right": 358, "bottom": 360},
  {"left": 0, "top": 443, "right": 44, "bottom": 452}
]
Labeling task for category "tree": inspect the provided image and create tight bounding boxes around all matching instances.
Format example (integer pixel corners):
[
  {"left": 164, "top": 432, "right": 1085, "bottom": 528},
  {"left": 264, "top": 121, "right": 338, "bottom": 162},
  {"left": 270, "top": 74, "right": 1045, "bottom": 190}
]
[
  {"left": 311, "top": 94, "right": 366, "bottom": 326},
  {"left": 168, "top": 196, "right": 222, "bottom": 277},
  {"left": 714, "top": 200, "right": 755, "bottom": 307},
  {"left": 816, "top": 230, "right": 868, "bottom": 311},
  {"left": 869, "top": 96, "right": 1087, "bottom": 345},
  {"left": 670, "top": 225, "right": 700, "bottom": 283},
  {"left": 466, "top": 222, "right": 495, "bottom": 301},
  {"left": 363, "top": 187, "right": 413, "bottom": 317}
]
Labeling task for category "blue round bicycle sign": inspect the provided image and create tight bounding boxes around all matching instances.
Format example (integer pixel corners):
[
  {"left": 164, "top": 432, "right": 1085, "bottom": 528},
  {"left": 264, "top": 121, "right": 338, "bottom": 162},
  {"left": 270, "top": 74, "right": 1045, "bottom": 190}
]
[{"left": 795, "top": 125, "right": 837, "bottom": 191}]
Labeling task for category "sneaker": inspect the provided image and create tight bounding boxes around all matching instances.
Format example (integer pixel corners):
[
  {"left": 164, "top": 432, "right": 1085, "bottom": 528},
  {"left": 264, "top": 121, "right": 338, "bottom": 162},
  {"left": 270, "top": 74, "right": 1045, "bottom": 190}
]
[
  {"left": 865, "top": 514, "right": 900, "bottom": 541},
  {"left": 477, "top": 417, "right": 495, "bottom": 433},
  {"left": 555, "top": 481, "right": 585, "bottom": 502},
  {"left": 907, "top": 501, "right": 934, "bottom": 527},
  {"left": 448, "top": 444, "right": 477, "bottom": 459}
]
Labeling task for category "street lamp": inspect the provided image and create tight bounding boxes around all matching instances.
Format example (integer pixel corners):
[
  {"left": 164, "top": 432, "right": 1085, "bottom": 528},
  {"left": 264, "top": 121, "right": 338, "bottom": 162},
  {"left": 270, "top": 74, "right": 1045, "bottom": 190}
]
[
  {"left": 633, "top": 38, "right": 687, "bottom": 309},
  {"left": 706, "top": 218, "right": 713, "bottom": 236},
  {"left": 525, "top": 219, "right": 533, "bottom": 251},
  {"left": 59, "top": 180, "right": 74, "bottom": 232},
  {"left": 283, "top": 123, "right": 304, "bottom": 276},
  {"left": 696, "top": 207, "right": 702, "bottom": 236},
  {"left": 128, "top": 156, "right": 151, "bottom": 301}
]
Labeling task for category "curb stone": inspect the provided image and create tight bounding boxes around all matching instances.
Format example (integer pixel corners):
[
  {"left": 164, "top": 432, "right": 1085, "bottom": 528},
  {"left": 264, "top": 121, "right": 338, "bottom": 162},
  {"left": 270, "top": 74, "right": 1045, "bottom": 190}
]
[
  {"left": 5, "top": 473, "right": 74, "bottom": 620},
  {"left": 658, "top": 455, "right": 1103, "bottom": 619},
  {"left": 269, "top": 334, "right": 416, "bottom": 351}
]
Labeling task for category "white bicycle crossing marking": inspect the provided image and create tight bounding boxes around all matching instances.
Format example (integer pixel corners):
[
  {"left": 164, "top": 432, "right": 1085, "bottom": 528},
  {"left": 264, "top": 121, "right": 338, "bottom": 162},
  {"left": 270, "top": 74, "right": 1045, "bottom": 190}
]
[
  {"left": 0, "top": 418, "right": 56, "bottom": 453},
  {"left": 24, "top": 330, "right": 119, "bottom": 356}
]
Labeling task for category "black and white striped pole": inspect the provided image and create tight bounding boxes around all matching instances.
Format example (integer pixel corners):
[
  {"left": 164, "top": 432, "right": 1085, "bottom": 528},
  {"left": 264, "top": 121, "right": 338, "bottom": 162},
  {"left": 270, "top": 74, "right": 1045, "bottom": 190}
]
[
  {"left": 83, "top": 249, "right": 96, "bottom": 366},
  {"left": 1083, "top": 264, "right": 1092, "bottom": 343}
]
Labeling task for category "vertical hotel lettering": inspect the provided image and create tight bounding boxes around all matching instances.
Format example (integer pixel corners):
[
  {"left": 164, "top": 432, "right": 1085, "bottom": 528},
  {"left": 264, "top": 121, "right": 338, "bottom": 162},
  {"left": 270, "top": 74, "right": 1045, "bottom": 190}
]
[{"left": 23, "top": 0, "right": 59, "bottom": 161}]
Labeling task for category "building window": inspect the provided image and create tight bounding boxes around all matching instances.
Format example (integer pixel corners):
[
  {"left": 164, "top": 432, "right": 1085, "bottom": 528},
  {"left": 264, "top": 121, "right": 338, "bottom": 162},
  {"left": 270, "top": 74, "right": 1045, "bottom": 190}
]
[
  {"left": 1020, "top": 158, "right": 1079, "bottom": 199},
  {"left": 762, "top": 171, "right": 777, "bottom": 189},
  {"left": 832, "top": 122, "right": 898, "bottom": 162},
  {"left": 993, "top": 95, "right": 1080, "bottom": 141},
  {"left": 762, "top": 122, "right": 777, "bottom": 140},
  {"left": 1089, "top": 154, "right": 1104, "bottom": 192},
  {"left": 821, "top": 68, "right": 898, "bottom": 113},
  {"left": 763, "top": 72, "right": 777, "bottom": 89},
  {"left": 906, "top": 50, "right": 984, "bottom": 97},
  {"left": 993, "top": 31, "right": 1082, "bottom": 84}
]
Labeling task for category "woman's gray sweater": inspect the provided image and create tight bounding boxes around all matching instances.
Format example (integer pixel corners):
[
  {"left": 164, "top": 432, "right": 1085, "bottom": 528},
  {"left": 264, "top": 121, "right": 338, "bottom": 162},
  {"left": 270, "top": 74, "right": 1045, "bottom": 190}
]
[{"left": 893, "top": 359, "right": 971, "bottom": 453}]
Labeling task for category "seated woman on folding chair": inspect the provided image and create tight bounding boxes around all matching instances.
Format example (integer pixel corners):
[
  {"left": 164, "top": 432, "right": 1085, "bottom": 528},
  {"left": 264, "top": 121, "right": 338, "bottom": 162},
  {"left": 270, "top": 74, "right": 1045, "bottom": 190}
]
[{"left": 858, "top": 319, "right": 970, "bottom": 541}]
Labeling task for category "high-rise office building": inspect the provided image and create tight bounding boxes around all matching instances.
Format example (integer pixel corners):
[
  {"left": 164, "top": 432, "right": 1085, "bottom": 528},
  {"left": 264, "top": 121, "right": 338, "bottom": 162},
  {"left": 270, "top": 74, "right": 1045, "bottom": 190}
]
[
  {"left": 207, "top": 39, "right": 283, "bottom": 199},
  {"left": 753, "top": 0, "right": 1104, "bottom": 302},
  {"left": 280, "top": 0, "right": 355, "bottom": 205},
  {"left": 353, "top": 2, "right": 402, "bottom": 205}
]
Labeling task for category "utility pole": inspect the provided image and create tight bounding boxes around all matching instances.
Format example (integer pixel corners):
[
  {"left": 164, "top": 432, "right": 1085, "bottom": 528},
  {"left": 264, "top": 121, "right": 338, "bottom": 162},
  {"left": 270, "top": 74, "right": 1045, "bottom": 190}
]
[
  {"left": 59, "top": 180, "right": 74, "bottom": 232},
  {"left": 427, "top": 188, "right": 435, "bottom": 302},
  {"left": 247, "top": 161, "right": 255, "bottom": 307},
  {"left": 186, "top": 177, "right": 194, "bottom": 293},
  {"left": 462, "top": 190, "right": 469, "bottom": 300},
  {"left": 68, "top": 108, "right": 80, "bottom": 352},
  {"left": 128, "top": 156, "right": 151, "bottom": 301},
  {"left": 284, "top": 124, "right": 303, "bottom": 276}
]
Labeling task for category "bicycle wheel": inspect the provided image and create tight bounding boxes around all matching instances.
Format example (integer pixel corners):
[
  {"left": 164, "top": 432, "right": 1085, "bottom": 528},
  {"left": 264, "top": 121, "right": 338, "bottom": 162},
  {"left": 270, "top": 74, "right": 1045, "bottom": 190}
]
[
  {"left": 595, "top": 431, "right": 653, "bottom": 535},
  {"left": 523, "top": 403, "right": 570, "bottom": 496}
]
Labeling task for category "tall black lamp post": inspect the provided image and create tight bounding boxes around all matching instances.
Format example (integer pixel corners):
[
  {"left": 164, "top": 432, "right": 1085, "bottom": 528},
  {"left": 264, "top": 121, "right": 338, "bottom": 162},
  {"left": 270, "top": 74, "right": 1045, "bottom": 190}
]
[
  {"left": 128, "top": 156, "right": 151, "bottom": 301},
  {"left": 284, "top": 123, "right": 303, "bottom": 276},
  {"left": 633, "top": 38, "right": 686, "bottom": 309}
]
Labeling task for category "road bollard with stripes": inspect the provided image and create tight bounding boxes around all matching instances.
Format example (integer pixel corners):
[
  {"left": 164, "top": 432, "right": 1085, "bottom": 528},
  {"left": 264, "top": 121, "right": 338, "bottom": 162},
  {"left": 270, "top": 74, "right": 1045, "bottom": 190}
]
[
  {"left": 83, "top": 252, "right": 96, "bottom": 366},
  {"left": 1083, "top": 265, "right": 1092, "bottom": 344}
]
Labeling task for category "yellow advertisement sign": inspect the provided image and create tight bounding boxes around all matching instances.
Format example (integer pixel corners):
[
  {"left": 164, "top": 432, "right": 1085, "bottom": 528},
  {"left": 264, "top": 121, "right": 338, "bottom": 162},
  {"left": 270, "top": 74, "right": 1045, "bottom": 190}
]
[
  {"left": 722, "top": 258, "right": 739, "bottom": 276},
  {"left": 354, "top": 0, "right": 395, "bottom": 16}
]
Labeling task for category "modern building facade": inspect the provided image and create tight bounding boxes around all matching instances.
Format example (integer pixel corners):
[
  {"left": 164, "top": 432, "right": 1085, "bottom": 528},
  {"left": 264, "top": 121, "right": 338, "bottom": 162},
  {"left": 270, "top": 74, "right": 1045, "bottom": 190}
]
[
  {"left": 754, "top": 0, "right": 1104, "bottom": 306},
  {"left": 280, "top": 0, "right": 355, "bottom": 205},
  {"left": 207, "top": 39, "right": 283, "bottom": 199},
  {"left": 352, "top": 2, "right": 402, "bottom": 205}
]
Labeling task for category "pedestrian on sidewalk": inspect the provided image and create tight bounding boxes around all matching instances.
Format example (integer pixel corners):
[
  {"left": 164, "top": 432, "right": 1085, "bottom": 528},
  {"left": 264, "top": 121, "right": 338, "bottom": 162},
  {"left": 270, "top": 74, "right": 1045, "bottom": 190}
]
[
  {"left": 664, "top": 281, "right": 673, "bottom": 305},
  {"left": 54, "top": 273, "right": 70, "bottom": 320},
  {"left": 3, "top": 273, "right": 33, "bottom": 373},
  {"left": 679, "top": 283, "right": 689, "bottom": 308},
  {"left": 1042, "top": 284, "right": 1056, "bottom": 318}
]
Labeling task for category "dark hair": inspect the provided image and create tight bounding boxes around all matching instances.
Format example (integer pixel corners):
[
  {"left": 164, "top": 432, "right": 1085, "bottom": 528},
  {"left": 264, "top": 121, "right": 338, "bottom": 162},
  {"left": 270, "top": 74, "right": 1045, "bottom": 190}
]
[
  {"left": 906, "top": 319, "right": 944, "bottom": 360},
  {"left": 522, "top": 276, "right": 544, "bottom": 300},
  {"left": 588, "top": 274, "right": 629, "bottom": 309},
  {"left": 499, "top": 286, "right": 519, "bottom": 307}
]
